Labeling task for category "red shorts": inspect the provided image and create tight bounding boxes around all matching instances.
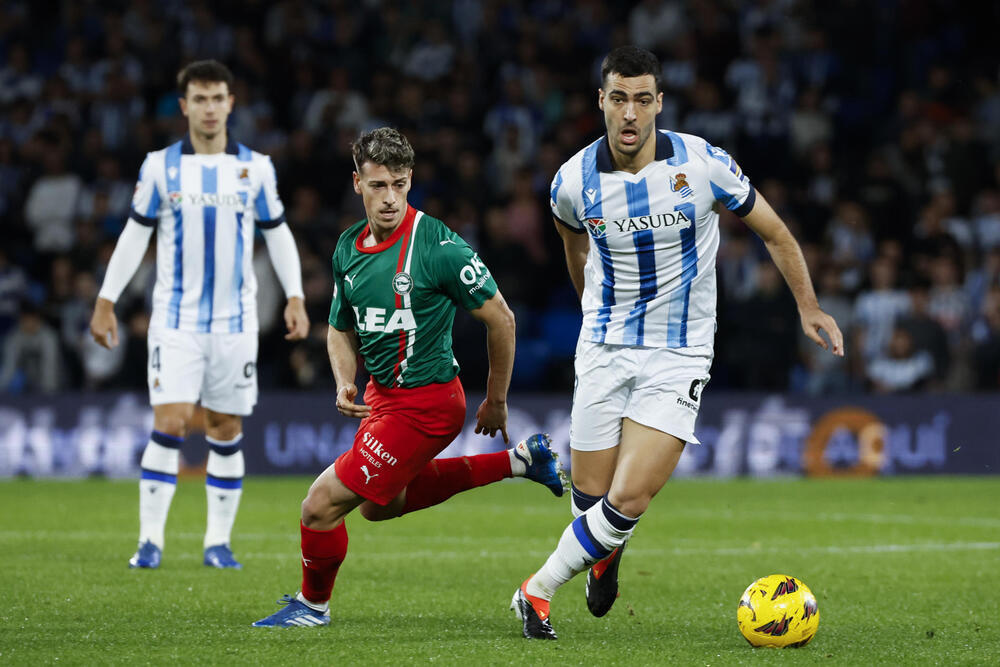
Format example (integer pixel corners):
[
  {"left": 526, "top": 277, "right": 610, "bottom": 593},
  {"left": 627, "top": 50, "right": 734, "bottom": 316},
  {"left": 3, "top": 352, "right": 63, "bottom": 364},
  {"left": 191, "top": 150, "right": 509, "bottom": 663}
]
[{"left": 334, "top": 376, "right": 466, "bottom": 505}]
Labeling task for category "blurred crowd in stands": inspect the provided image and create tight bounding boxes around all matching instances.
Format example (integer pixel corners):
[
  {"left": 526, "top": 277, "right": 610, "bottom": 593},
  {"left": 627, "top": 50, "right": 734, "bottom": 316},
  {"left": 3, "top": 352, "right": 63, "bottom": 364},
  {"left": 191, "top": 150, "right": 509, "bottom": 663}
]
[{"left": 1, "top": 0, "right": 999, "bottom": 396}]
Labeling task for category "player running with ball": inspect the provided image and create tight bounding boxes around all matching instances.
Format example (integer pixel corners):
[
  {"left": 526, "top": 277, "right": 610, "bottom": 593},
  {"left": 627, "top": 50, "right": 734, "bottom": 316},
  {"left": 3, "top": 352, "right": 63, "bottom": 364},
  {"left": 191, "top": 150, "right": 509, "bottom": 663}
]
[
  {"left": 511, "top": 46, "right": 844, "bottom": 639},
  {"left": 254, "top": 127, "right": 566, "bottom": 628}
]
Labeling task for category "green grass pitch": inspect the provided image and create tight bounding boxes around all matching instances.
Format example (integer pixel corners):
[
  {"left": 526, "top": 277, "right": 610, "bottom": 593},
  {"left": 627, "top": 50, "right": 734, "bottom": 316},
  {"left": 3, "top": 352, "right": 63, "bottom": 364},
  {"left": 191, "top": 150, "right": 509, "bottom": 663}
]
[{"left": 1, "top": 475, "right": 998, "bottom": 665}]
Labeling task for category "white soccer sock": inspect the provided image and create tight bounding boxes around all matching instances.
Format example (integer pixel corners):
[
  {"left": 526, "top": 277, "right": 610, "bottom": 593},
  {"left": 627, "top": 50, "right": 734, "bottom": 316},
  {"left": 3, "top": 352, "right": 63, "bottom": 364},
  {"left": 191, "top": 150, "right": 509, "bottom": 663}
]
[
  {"left": 508, "top": 444, "right": 527, "bottom": 476},
  {"left": 296, "top": 591, "right": 329, "bottom": 613},
  {"left": 526, "top": 496, "right": 640, "bottom": 601},
  {"left": 138, "top": 431, "right": 182, "bottom": 549},
  {"left": 204, "top": 434, "right": 244, "bottom": 549}
]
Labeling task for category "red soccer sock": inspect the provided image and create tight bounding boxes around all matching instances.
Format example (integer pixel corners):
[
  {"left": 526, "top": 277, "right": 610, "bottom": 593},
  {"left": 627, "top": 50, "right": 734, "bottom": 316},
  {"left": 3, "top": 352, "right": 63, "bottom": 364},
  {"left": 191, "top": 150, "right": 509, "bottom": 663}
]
[
  {"left": 300, "top": 520, "right": 349, "bottom": 605},
  {"left": 400, "top": 451, "right": 512, "bottom": 515}
]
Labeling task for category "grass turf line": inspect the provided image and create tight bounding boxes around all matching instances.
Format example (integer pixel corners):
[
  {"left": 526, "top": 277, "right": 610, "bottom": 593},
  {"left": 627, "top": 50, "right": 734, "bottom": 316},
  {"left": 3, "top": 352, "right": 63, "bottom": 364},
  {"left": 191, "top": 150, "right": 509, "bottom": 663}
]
[{"left": 0, "top": 476, "right": 998, "bottom": 665}]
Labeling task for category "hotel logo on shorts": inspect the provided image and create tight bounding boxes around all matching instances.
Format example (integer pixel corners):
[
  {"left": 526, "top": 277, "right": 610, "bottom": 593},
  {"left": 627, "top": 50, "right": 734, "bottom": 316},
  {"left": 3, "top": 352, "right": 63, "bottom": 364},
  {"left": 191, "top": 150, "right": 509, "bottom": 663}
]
[{"left": 392, "top": 271, "right": 413, "bottom": 295}]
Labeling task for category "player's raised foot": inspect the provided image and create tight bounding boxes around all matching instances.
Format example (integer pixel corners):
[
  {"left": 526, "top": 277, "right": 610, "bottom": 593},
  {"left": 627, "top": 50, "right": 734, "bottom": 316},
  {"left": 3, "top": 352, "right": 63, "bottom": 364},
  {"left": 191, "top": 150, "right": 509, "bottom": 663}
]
[
  {"left": 586, "top": 540, "right": 627, "bottom": 617},
  {"left": 204, "top": 544, "right": 242, "bottom": 569},
  {"left": 252, "top": 594, "right": 330, "bottom": 627},
  {"left": 510, "top": 577, "right": 557, "bottom": 640},
  {"left": 128, "top": 540, "right": 161, "bottom": 569},
  {"left": 513, "top": 433, "right": 568, "bottom": 497}
]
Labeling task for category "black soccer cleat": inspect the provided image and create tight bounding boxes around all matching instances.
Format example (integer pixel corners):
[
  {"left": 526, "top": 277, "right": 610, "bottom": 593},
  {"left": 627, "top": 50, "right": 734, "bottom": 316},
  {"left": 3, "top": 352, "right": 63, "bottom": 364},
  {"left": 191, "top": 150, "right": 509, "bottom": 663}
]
[
  {"left": 510, "top": 580, "right": 557, "bottom": 640},
  {"left": 585, "top": 540, "right": 626, "bottom": 617}
]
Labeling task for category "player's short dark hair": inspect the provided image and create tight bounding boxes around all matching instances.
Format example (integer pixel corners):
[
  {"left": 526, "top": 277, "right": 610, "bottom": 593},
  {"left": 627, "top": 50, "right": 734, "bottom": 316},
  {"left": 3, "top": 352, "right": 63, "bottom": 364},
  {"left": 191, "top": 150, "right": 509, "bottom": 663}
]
[
  {"left": 177, "top": 59, "right": 234, "bottom": 96},
  {"left": 351, "top": 127, "right": 415, "bottom": 173},
  {"left": 601, "top": 46, "right": 662, "bottom": 93}
]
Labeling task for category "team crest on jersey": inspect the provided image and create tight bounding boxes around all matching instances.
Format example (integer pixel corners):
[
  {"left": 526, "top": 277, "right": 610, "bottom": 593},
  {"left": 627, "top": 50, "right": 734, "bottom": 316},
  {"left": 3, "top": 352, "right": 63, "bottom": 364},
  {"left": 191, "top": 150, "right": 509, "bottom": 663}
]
[
  {"left": 237, "top": 167, "right": 250, "bottom": 183},
  {"left": 586, "top": 218, "right": 607, "bottom": 238},
  {"left": 392, "top": 271, "right": 413, "bottom": 295},
  {"left": 168, "top": 191, "right": 183, "bottom": 209},
  {"left": 671, "top": 172, "right": 693, "bottom": 198}
]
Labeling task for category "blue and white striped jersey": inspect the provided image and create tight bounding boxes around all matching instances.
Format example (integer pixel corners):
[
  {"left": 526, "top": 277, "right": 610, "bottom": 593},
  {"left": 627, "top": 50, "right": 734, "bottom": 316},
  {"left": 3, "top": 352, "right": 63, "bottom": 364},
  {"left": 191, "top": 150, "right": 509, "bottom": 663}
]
[
  {"left": 129, "top": 136, "right": 286, "bottom": 333},
  {"left": 551, "top": 130, "right": 756, "bottom": 349}
]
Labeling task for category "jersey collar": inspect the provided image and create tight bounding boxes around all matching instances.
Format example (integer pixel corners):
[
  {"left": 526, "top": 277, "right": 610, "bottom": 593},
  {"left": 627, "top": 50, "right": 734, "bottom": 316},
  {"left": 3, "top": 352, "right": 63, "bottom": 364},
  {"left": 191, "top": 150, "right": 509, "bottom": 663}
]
[
  {"left": 596, "top": 130, "right": 674, "bottom": 172},
  {"left": 181, "top": 134, "right": 241, "bottom": 155},
  {"left": 356, "top": 204, "right": 417, "bottom": 254}
]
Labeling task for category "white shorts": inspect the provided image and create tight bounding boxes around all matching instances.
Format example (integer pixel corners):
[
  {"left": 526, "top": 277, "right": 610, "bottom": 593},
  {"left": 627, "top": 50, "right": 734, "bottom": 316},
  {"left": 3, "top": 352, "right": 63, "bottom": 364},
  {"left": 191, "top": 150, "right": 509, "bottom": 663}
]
[
  {"left": 570, "top": 338, "right": 713, "bottom": 451},
  {"left": 147, "top": 327, "right": 259, "bottom": 416}
]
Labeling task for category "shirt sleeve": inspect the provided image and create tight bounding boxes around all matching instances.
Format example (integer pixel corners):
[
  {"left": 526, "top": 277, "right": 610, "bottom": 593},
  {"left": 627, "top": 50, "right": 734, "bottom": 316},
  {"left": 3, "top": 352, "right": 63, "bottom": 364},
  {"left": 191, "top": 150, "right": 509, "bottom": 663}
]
[
  {"left": 550, "top": 166, "right": 585, "bottom": 233},
  {"left": 129, "top": 153, "right": 162, "bottom": 227},
  {"left": 434, "top": 228, "right": 498, "bottom": 311},
  {"left": 704, "top": 142, "right": 756, "bottom": 218},
  {"left": 328, "top": 251, "right": 355, "bottom": 330},
  {"left": 253, "top": 156, "right": 287, "bottom": 229}
]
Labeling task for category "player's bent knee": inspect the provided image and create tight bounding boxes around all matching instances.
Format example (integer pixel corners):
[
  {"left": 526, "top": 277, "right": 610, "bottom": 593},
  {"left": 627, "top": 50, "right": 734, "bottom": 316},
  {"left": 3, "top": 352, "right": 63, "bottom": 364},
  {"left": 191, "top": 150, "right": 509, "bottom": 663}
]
[
  {"left": 300, "top": 490, "right": 333, "bottom": 527},
  {"left": 606, "top": 490, "right": 652, "bottom": 518}
]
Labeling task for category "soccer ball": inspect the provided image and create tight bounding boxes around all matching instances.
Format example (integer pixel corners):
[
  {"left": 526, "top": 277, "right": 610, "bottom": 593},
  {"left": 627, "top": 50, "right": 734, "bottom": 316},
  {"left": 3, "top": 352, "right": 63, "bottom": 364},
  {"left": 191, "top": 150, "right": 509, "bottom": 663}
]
[{"left": 737, "top": 574, "right": 819, "bottom": 648}]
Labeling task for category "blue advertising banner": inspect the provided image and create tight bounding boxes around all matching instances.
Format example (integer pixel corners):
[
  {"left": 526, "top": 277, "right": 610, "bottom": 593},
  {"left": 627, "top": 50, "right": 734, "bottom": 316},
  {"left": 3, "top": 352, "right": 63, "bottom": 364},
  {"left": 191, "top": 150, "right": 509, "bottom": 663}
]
[{"left": 0, "top": 391, "right": 997, "bottom": 478}]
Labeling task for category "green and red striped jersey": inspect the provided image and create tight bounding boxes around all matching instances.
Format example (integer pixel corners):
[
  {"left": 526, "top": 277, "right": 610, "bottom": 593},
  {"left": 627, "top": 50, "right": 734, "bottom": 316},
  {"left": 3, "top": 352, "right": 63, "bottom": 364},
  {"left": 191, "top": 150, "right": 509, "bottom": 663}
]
[{"left": 328, "top": 205, "right": 498, "bottom": 388}]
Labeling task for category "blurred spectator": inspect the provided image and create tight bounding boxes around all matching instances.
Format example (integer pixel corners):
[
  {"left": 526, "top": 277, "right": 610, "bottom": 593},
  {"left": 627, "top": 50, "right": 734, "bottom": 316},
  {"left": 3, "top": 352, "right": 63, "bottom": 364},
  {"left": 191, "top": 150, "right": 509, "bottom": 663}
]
[
  {"left": 927, "top": 254, "right": 971, "bottom": 344},
  {"left": 896, "top": 279, "right": 950, "bottom": 389},
  {"left": 826, "top": 200, "right": 876, "bottom": 291},
  {"left": 853, "top": 256, "right": 911, "bottom": 364},
  {"left": 972, "top": 286, "right": 1000, "bottom": 389},
  {"left": 0, "top": 301, "right": 61, "bottom": 393},
  {"left": 866, "top": 327, "right": 934, "bottom": 393},
  {"left": 23, "top": 138, "right": 82, "bottom": 254},
  {"left": 724, "top": 262, "right": 798, "bottom": 390},
  {"left": 0, "top": 249, "right": 29, "bottom": 338}
]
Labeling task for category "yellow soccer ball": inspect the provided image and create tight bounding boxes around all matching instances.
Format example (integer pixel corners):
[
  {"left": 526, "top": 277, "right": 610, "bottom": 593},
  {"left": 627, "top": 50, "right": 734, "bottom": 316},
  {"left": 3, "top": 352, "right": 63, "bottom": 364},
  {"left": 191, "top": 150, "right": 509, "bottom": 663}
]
[{"left": 737, "top": 574, "right": 820, "bottom": 647}]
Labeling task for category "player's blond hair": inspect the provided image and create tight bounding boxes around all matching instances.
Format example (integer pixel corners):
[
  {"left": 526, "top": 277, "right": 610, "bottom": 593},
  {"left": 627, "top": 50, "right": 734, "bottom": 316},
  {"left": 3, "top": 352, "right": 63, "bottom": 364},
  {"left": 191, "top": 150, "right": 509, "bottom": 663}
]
[{"left": 351, "top": 127, "right": 415, "bottom": 173}]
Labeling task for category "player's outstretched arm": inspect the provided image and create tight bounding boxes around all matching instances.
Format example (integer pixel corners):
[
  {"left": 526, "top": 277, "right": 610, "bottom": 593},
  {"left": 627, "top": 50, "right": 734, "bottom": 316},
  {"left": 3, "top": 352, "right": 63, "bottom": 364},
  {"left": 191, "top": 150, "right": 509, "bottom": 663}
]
[
  {"left": 741, "top": 189, "right": 845, "bottom": 357},
  {"left": 553, "top": 218, "right": 589, "bottom": 301},
  {"left": 90, "top": 219, "right": 154, "bottom": 349},
  {"left": 469, "top": 290, "right": 516, "bottom": 443},
  {"left": 327, "top": 325, "right": 370, "bottom": 418}
]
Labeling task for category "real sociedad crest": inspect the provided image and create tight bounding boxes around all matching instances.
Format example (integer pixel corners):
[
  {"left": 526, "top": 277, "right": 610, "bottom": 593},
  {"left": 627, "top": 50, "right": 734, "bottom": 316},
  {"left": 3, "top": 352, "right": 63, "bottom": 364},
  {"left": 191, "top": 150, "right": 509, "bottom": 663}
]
[
  {"left": 392, "top": 271, "right": 413, "bottom": 295},
  {"left": 671, "top": 172, "right": 693, "bottom": 198},
  {"left": 169, "top": 191, "right": 183, "bottom": 209}
]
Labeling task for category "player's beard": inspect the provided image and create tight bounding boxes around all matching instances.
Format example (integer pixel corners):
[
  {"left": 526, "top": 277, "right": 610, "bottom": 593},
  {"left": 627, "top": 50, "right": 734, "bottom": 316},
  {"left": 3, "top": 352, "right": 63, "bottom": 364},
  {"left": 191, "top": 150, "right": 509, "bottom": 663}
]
[{"left": 614, "top": 123, "right": 651, "bottom": 157}]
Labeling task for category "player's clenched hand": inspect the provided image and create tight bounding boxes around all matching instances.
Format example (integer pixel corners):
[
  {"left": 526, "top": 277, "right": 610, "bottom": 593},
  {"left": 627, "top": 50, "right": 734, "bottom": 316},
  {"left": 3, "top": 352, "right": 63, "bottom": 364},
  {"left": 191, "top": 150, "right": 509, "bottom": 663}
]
[
  {"left": 474, "top": 399, "right": 509, "bottom": 443},
  {"left": 799, "top": 306, "right": 845, "bottom": 357},
  {"left": 284, "top": 296, "right": 309, "bottom": 340},
  {"left": 89, "top": 298, "right": 119, "bottom": 349},
  {"left": 336, "top": 383, "right": 371, "bottom": 419}
]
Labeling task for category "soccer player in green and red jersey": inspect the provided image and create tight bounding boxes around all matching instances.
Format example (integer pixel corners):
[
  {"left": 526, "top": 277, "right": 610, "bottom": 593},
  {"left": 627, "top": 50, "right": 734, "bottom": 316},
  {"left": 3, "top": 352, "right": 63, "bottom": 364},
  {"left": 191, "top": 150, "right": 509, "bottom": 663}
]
[{"left": 254, "top": 127, "right": 567, "bottom": 628}]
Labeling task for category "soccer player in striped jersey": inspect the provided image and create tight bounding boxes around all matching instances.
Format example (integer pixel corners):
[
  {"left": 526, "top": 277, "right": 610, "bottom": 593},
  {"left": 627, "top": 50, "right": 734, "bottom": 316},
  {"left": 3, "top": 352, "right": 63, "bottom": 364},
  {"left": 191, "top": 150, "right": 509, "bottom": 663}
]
[
  {"left": 511, "top": 46, "right": 845, "bottom": 639},
  {"left": 89, "top": 60, "right": 310, "bottom": 571},
  {"left": 253, "top": 127, "right": 567, "bottom": 628}
]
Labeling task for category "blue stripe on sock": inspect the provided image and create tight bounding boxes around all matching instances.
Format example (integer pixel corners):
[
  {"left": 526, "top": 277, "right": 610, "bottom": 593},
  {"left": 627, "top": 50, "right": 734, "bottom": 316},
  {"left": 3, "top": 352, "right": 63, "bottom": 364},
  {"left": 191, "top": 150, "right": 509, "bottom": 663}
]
[
  {"left": 206, "top": 475, "right": 243, "bottom": 490},
  {"left": 141, "top": 469, "right": 177, "bottom": 484},
  {"left": 572, "top": 515, "right": 611, "bottom": 559},
  {"left": 151, "top": 431, "right": 183, "bottom": 448}
]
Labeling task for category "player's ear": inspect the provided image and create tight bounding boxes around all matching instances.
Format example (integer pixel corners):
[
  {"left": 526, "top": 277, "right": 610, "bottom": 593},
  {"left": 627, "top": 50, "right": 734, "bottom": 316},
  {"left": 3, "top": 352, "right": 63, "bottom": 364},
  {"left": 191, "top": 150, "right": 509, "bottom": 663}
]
[
  {"left": 598, "top": 88, "right": 605, "bottom": 111},
  {"left": 656, "top": 91, "right": 663, "bottom": 113},
  {"left": 178, "top": 96, "right": 188, "bottom": 116},
  {"left": 352, "top": 172, "right": 361, "bottom": 194}
]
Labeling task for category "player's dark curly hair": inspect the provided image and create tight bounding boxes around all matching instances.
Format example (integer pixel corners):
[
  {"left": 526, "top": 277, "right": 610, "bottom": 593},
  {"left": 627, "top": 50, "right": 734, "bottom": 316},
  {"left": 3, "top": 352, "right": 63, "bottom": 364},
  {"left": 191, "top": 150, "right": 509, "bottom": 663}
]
[
  {"left": 176, "top": 59, "right": 234, "bottom": 96},
  {"left": 351, "top": 127, "right": 415, "bottom": 173},
  {"left": 601, "top": 46, "right": 662, "bottom": 93}
]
